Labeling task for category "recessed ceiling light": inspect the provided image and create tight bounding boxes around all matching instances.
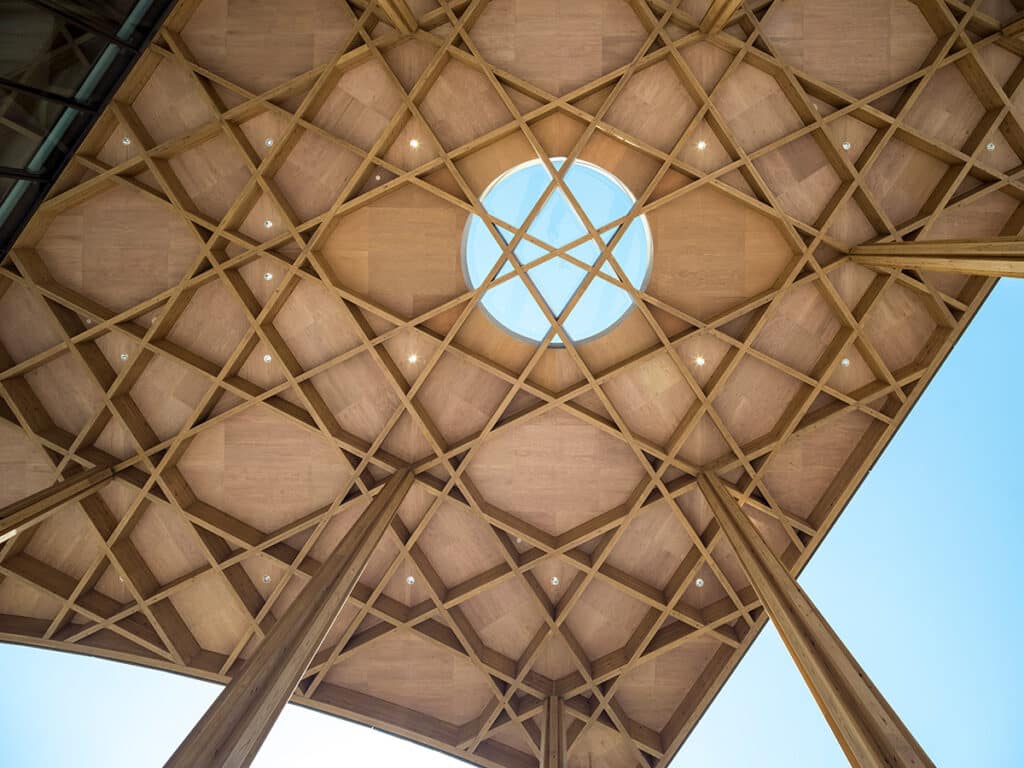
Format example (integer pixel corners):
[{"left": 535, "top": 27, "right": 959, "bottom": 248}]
[
  {"left": 84, "top": 318, "right": 92, "bottom": 326},
  {"left": 515, "top": 537, "right": 522, "bottom": 545},
  {"left": 695, "top": 355, "right": 706, "bottom": 367},
  {"left": 550, "top": 576, "right": 560, "bottom": 587},
  {"left": 119, "top": 353, "right": 129, "bottom": 361},
  {"left": 696, "top": 140, "right": 707, "bottom": 151},
  {"left": 407, "top": 353, "right": 418, "bottom": 364},
  {"left": 986, "top": 142, "right": 996, "bottom": 152},
  {"left": 263, "top": 353, "right": 273, "bottom": 363},
  {"left": 405, "top": 575, "right": 416, "bottom": 585},
  {"left": 121, "top": 136, "right": 131, "bottom": 146},
  {"left": 262, "top": 574, "right": 271, "bottom": 584},
  {"left": 695, "top": 577, "right": 705, "bottom": 588},
  {"left": 409, "top": 138, "right": 420, "bottom": 149},
  {"left": 841, "top": 140, "right": 852, "bottom": 151},
  {"left": 264, "top": 137, "right": 274, "bottom": 148},
  {"left": 263, "top": 219, "right": 273, "bottom": 229},
  {"left": 374, "top": 174, "right": 382, "bottom": 181},
  {"left": 263, "top": 272, "right": 273, "bottom": 281},
  {"left": 840, "top": 357, "right": 851, "bottom": 368}
]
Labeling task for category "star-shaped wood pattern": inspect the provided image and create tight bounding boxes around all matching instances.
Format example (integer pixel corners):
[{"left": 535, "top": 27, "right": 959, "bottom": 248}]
[{"left": 1, "top": 0, "right": 1019, "bottom": 766}]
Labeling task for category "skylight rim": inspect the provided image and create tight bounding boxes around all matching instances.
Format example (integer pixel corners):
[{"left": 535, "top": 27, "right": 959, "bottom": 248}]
[{"left": 460, "top": 156, "right": 653, "bottom": 347}]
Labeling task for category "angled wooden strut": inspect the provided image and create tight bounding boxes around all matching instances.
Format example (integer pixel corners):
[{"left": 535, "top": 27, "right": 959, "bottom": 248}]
[
  {"left": 542, "top": 697, "right": 566, "bottom": 768},
  {"left": 0, "top": 465, "right": 114, "bottom": 543},
  {"left": 700, "top": 0, "right": 745, "bottom": 34},
  {"left": 377, "top": 0, "right": 418, "bottom": 34},
  {"left": 697, "top": 473, "right": 935, "bottom": 768},
  {"left": 851, "top": 239, "right": 1024, "bottom": 277},
  {"left": 164, "top": 470, "right": 415, "bottom": 768}
]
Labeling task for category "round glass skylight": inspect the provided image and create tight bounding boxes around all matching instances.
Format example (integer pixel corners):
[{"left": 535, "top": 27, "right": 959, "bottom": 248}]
[{"left": 462, "top": 158, "right": 652, "bottom": 345}]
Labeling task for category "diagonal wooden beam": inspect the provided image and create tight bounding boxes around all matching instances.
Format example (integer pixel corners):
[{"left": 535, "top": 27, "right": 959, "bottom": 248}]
[
  {"left": 700, "top": 0, "right": 744, "bottom": 34},
  {"left": 0, "top": 465, "right": 114, "bottom": 543},
  {"left": 697, "top": 472, "right": 935, "bottom": 768},
  {"left": 542, "top": 697, "right": 566, "bottom": 768},
  {"left": 164, "top": 469, "right": 414, "bottom": 768},
  {"left": 377, "top": 0, "right": 418, "bottom": 33},
  {"left": 852, "top": 239, "right": 1024, "bottom": 277}
]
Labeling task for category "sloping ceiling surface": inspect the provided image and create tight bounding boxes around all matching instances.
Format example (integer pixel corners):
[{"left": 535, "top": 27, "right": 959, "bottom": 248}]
[{"left": 0, "top": 1, "right": 1017, "bottom": 766}]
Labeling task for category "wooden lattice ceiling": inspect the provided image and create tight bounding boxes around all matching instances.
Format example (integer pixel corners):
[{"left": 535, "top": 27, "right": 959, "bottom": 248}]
[{"left": 0, "top": 0, "right": 1019, "bottom": 766}]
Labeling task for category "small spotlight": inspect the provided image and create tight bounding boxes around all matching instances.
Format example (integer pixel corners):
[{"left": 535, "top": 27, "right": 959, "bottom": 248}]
[
  {"left": 263, "top": 354, "right": 273, "bottom": 363},
  {"left": 263, "top": 272, "right": 273, "bottom": 281},
  {"left": 840, "top": 357, "right": 851, "bottom": 368},
  {"left": 695, "top": 577, "right": 705, "bottom": 588},
  {"left": 121, "top": 136, "right": 132, "bottom": 146},
  {"left": 407, "top": 353, "right": 418, "bottom": 364},
  {"left": 409, "top": 138, "right": 420, "bottom": 149},
  {"left": 550, "top": 576, "right": 560, "bottom": 587},
  {"left": 515, "top": 537, "right": 522, "bottom": 545},
  {"left": 264, "top": 137, "right": 275, "bottom": 148},
  {"left": 84, "top": 318, "right": 93, "bottom": 326},
  {"left": 695, "top": 355, "right": 706, "bottom": 367},
  {"left": 696, "top": 140, "right": 707, "bottom": 151},
  {"left": 841, "top": 140, "right": 852, "bottom": 151},
  {"left": 406, "top": 575, "right": 416, "bottom": 585},
  {"left": 986, "top": 142, "right": 996, "bottom": 152},
  {"left": 263, "top": 574, "right": 271, "bottom": 584},
  {"left": 374, "top": 174, "right": 382, "bottom": 181},
  {"left": 263, "top": 220, "right": 273, "bottom": 229},
  {"left": 119, "top": 353, "right": 129, "bottom": 361}
]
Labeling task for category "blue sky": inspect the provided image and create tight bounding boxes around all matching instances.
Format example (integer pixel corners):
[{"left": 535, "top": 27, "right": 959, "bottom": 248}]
[
  {"left": 1, "top": 278, "right": 1022, "bottom": 766},
  {"left": 464, "top": 158, "right": 650, "bottom": 344}
]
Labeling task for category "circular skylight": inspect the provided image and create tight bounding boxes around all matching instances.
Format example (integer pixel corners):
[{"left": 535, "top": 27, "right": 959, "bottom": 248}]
[{"left": 462, "top": 158, "right": 652, "bottom": 345}]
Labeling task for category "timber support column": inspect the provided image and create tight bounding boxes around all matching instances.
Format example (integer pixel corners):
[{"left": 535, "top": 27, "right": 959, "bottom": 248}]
[
  {"left": 0, "top": 465, "right": 114, "bottom": 543},
  {"left": 851, "top": 239, "right": 1024, "bottom": 277},
  {"left": 377, "top": 0, "right": 418, "bottom": 34},
  {"left": 697, "top": 473, "right": 934, "bottom": 768},
  {"left": 542, "top": 696, "right": 566, "bottom": 768},
  {"left": 165, "top": 470, "right": 415, "bottom": 768}
]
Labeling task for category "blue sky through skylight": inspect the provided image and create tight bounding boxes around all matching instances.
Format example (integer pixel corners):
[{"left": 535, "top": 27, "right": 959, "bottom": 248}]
[{"left": 462, "top": 158, "right": 651, "bottom": 345}]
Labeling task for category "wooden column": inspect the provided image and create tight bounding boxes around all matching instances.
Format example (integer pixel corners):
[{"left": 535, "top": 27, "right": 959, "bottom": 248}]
[
  {"left": 542, "top": 696, "right": 566, "bottom": 768},
  {"left": 165, "top": 470, "right": 415, "bottom": 768},
  {"left": 0, "top": 465, "right": 114, "bottom": 543},
  {"left": 697, "top": 473, "right": 934, "bottom": 768},
  {"left": 700, "top": 0, "right": 745, "bottom": 34},
  {"left": 851, "top": 239, "right": 1024, "bottom": 277},
  {"left": 377, "top": 0, "right": 418, "bottom": 33}
]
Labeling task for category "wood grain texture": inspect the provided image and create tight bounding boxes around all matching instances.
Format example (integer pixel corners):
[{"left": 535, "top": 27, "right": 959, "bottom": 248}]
[
  {"left": 164, "top": 470, "right": 413, "bottom": 768},
  {"left": 0, "top": 0, "right": 1016, "bottom": 766},
  {"left": 698, "top": 472, "right": 935, "bottom": 768}
]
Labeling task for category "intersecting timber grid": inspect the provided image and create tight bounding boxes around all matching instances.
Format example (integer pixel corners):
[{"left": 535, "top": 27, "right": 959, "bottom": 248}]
[{"left": 1, "top": 1, "right": 1022, "bottom": 767}]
